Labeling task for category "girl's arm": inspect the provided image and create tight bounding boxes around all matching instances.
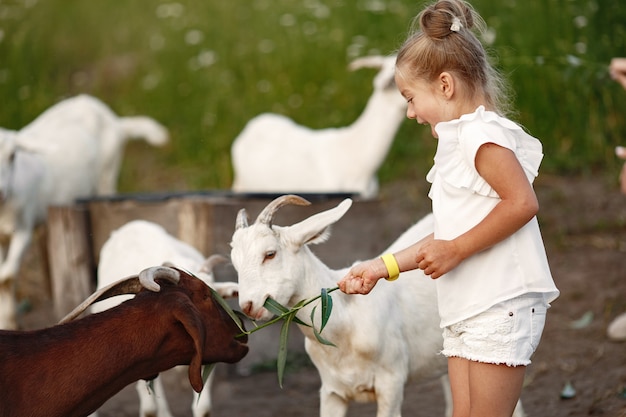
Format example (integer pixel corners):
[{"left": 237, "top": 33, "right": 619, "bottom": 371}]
[
  {"left": 338, "top": 142, "right": 538, "bottom": 294},
  {"left": 337, "top": 233, "right": 433, "bottom": 295},
  {"left": 415, "top": 142, "right": 539, "bottom": 278}
]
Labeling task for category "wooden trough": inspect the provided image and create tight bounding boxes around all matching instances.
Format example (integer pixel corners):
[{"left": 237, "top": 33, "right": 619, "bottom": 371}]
[{"left": 46, "top": 191, "right": 406, "bottom": 321}]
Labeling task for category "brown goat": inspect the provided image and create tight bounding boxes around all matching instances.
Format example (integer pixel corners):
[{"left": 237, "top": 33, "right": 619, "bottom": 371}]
[{"left": 0, "top": 266, "right": 248, "bottom": 417}]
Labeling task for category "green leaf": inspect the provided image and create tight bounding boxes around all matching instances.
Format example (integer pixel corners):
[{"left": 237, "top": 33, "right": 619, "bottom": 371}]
[
  {"left": 264, "top": 297, "right": 310, "bottom": 327},
  {"left": 320, "top": 287, "right": 333, "bottom": 332},
  {"left": 276, "top": 313, "right": 295, "bottom": 388},
  {"left": 311, "top": 306, "right": 336, "bottom": 347},
  {"left": 264, "top": 297, "right": 290, "bottom": 316},
  {"left": 209, "top": 287, "right": 245, "bottom": 333}
]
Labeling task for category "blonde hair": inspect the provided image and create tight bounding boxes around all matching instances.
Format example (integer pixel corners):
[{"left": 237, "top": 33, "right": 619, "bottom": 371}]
[{"left": 396, "top": 0, "right": 512, "bottom": 116}]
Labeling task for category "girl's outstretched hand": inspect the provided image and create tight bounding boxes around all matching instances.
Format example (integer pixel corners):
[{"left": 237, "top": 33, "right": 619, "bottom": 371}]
[{"left": 337, "top": 258, "right": 385, "bottom": 295}]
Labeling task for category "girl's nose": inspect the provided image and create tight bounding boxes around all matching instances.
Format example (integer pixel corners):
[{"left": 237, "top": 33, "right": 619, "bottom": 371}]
[{"left": 406, "top": 106, "right": 416, "bottom": 119}]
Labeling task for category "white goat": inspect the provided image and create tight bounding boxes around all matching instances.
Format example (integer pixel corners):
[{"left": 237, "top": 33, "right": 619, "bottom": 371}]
[
  {"left": 92, "top": 220, "right": 238, "bottom": 417},
  {"left": 0, "top": 95, "right": 168, "bottom": 329},
  {"left": 230, "top": 195, "right": 525, "bottom": 417},
  {"left": 21, "top": 94, "right": 169, "bottom": 195},
  {"left": 231, "top": 55, "right": 406, "bottom": 199}
]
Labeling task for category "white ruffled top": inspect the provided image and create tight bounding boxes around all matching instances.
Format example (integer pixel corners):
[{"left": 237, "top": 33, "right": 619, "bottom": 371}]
[{"left": 426, "top": 106, "right": 559, "bottom": 328}]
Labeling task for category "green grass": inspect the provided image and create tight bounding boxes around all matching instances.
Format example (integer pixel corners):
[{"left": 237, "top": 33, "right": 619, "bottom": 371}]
[{"left": 1, "top": 0, "right": 625, "bottom": 193}]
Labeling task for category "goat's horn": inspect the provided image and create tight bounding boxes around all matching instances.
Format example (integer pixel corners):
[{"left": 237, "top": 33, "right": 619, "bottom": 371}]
[
  {"left": 198, "top": 254, "right": 228, "bottom": 274},
  {"left": 255, "top": 194, "right": 311, "bottom": 227},
  {"left": 235, "top": 208, "right": 249, "bottom": 230},
  {"left": 59, "top": 266, "right": 181, "bottom": 324},
  {"left": 139, "top": 265, "right": 180, "bottom": 292}
]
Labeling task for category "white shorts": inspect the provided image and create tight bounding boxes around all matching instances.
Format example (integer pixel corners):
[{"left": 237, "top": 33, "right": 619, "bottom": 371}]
[{"left": 441, "top": 293, "right": 549, "bottom": 366}]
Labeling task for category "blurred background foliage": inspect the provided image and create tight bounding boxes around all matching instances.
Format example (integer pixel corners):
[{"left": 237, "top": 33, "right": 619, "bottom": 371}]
[{"left": 1, "top": 0, "right": 625, "bottom": 193}]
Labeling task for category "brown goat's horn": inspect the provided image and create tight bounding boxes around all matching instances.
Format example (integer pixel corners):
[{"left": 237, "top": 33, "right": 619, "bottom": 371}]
[
  {"left": 255, "top": 194, "right": 311, "bottom": 227},
  {"left": 139, "top": 265, "right": 180, "bottom": 292},
  {"left": 59, "top": 266, "right": 181, "bottom": 324}
]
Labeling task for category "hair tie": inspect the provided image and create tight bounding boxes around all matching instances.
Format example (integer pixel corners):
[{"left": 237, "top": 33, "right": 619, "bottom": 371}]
[{"left": 450, "top": 16, "right": 462, "bottom": 32}]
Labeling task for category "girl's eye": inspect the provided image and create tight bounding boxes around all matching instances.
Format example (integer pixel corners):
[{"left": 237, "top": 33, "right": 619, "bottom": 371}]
[{"left": 407, "top": 98, "right": 414, "bottom": 103}]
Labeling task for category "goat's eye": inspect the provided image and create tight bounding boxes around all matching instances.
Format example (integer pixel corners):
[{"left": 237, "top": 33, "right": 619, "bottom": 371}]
[{"left": 264, "top": 250, "right": 276, "bottom": 261}]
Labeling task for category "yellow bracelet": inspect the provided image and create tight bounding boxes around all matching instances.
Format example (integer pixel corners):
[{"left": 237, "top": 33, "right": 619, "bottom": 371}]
[{"left": 381, "top": 253, "right": 400, "bottom": 281}]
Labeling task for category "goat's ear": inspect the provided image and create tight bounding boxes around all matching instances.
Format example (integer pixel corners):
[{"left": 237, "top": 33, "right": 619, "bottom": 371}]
[
  {"left": 171, "top": 299, "right": 207, "bottom": 393},
  {"left": 287, "top": 198, "right": 352, "bottom": 246}
]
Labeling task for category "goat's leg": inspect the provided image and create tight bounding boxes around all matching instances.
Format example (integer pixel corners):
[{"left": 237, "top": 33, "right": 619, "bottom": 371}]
[
  {"left": 136, "top": 377, "right": 173, "bottom": 417},
  {"left": 512, "top": 398, "right": 526, "bottom": 417},
  {"left": 440, "top": 374, "right": 453, "bottom": 417},
  {"left": 192, "top": 369, "right": 214, "bottom": 417},
  {"left": 319, "top": 386, "right": 349, "bottom": 417},
  {"left": 0, "top": 229, "right": 32, "bottom": 283},
  {"left": 0, "top": 229, "right": 34, "bottom": 329},
  {"left": 0, "top": 230, "right": 31, "bottom": 329},
  {"left": 0, "top": 278, "right": 16, "bottom": 329},
  {"left": 374, "top": 381, "right": 404, "bottom": 417}
]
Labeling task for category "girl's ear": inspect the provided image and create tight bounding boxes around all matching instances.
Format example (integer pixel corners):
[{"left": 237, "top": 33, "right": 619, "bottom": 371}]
[{"left": 439, "top": 72, "right": 455, "bottom": 99}]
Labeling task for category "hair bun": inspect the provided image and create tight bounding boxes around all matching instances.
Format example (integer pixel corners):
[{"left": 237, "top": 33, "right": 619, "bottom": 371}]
[{"left": 419, "top": 0, "right": 477, "bottom": 40}]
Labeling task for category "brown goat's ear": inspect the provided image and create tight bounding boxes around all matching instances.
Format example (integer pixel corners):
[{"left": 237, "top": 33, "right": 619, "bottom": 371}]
[{"left": 172, "top": 300, "right": 207, "bottom": 392}]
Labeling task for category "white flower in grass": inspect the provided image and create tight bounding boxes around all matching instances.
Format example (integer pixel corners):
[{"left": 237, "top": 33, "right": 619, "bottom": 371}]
[
  {"left": 256, "top": 79, "right": 272, "bottom": 93},
  {"left": 142, "top": 73, "right": 161, "bottom": 91},
  {"left": 566, "top": 54, "right": 582, "bottom": 67},
  {"left": 288, "top": 94, "right": 303, "bottom": 109},
  {"left": 188, "top": 51, "right": 216, "bottom": 71},
  {"left": 573, "top": 16, "right": 587, "bottom": 28},
  {"left": 156, "top": 3, "right": 184, "bottom": 19},
  {"left": 185, "top": 29, "right": 204, "bottom": 45},
  {"left": 280, "top": 13, "right": 296, "bottom": 27},
  {"left": 481, "top": 27, "right": 496, "bottom": 46},
  {"left": 258, "top": 39, "right": 275, "bottom": 54},
  {"left": 359, "top": 0, "right": 386, "bottom": 13}
]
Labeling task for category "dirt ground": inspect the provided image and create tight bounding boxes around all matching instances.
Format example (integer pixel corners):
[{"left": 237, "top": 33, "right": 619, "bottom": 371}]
[{"left": 15, "top": 174, "right": 626, "bottom": 417}]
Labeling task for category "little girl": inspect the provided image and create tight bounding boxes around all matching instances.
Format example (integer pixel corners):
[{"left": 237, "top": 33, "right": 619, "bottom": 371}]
[{"left": 338, "top": 1, "right": 559, "bottom": 416}]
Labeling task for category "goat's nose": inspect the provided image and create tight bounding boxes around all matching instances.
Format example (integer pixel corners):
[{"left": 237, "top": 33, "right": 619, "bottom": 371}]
[{"left": 242, "top": 300, "right": 253, "bottom": 318}]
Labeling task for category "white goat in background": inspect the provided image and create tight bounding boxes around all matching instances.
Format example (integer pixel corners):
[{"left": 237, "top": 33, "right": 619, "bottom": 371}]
[
  {"left": 231, "top": 55, "right": 406, "bottom": 199},
  {"left": 0, "top": 95, "right": 169, "bottom": 329},
  {"left": 23, "top": 94, "right": 169, "bottom": 195},
  {"left": 92, "top": 220, "right": 238, "bottom": 417},
  {"left": 230, "top": 195, "right": 525, "bottom": 417}
]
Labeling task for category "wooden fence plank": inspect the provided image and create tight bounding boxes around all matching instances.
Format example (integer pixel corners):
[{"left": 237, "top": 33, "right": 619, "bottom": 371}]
[{"left": 47, "top": 204, "right": 94, "bottom": 320}]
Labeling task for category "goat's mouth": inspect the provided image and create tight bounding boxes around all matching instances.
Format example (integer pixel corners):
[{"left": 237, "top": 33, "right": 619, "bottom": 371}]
[{"left": 235, "top": 332, "right": 249, "bottom": 345}]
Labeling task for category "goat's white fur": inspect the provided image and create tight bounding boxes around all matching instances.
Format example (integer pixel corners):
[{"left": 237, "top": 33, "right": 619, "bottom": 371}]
[
  {"left": 0, "top": 95, "right": 168, "bottom": 329},
  {"left": 92, "top": 220, "right": 238, "bottom": 417},
  {"left": 230, "top": 197, "right": 525, "bottom": 417},
  {"left": 231, "top": 55, "right": 406, "bottom": 199}
]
